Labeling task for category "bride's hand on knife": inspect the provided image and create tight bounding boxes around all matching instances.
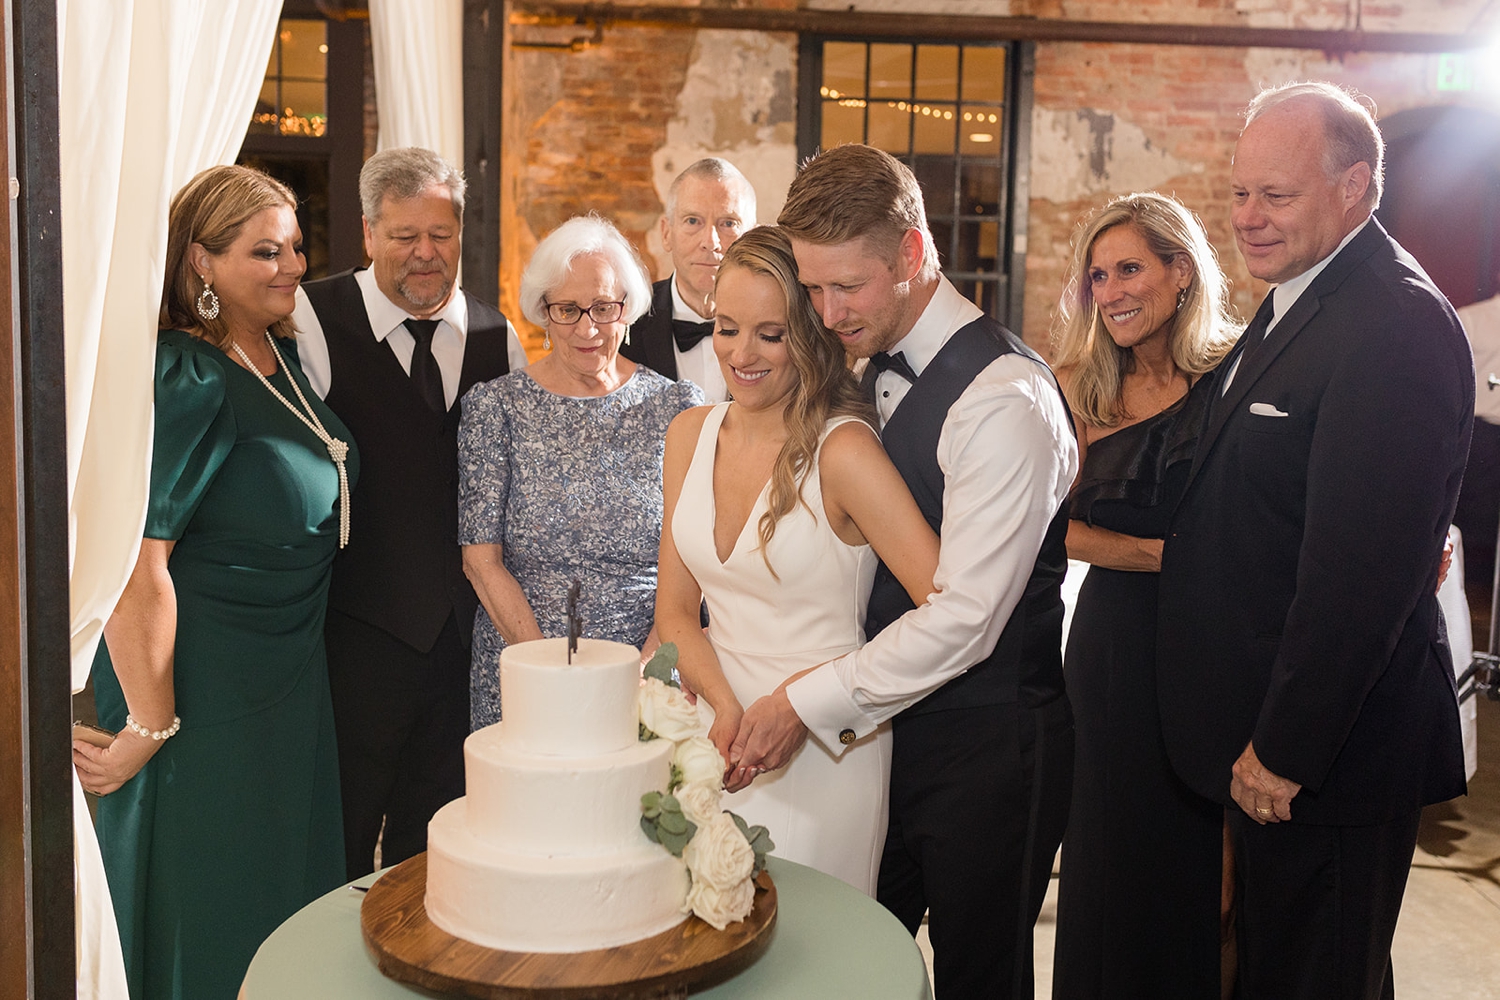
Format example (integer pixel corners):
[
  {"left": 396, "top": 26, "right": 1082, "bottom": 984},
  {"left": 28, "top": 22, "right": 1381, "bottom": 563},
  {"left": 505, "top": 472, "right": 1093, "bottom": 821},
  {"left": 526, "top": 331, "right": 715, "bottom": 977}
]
[
  {"left": 706, "top": 701, "right": 743, "bottom": 780},
  {"left": 727, "top": 668, "right": 816, "bottom": 791}
]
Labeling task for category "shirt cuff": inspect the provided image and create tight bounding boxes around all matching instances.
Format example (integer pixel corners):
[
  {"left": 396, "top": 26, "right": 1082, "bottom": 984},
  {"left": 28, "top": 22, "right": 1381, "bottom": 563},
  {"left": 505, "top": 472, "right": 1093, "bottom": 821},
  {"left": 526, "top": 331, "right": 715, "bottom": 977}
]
[{"left": 784, "top": 658, "right": 878, "bottom": 758}]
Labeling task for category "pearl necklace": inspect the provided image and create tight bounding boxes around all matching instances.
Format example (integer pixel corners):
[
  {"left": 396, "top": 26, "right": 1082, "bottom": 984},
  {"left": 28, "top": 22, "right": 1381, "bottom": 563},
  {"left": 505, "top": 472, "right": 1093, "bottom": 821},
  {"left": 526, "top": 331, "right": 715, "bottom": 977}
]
[{"left": 231, "top": 333, "right": 351, "bottom": 548}]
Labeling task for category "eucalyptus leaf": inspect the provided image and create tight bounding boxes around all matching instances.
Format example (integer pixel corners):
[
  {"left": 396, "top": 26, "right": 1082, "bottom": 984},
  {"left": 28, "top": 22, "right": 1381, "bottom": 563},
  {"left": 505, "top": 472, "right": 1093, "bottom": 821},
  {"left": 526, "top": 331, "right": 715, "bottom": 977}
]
[
  {"left": 659, "top": 827, "right": 692, "bottom": 857},
  {"left": 642, "top": 643, "right": 680, "bottom": 687},
  {"left": 641, "top": 791, "right": 662, "bottom": 817},
  {"left": 659, "top": 810, "right": 689, "bottom": 836},
  {"left": 641, "top": 816, "right": 661, "bottom": 843}
]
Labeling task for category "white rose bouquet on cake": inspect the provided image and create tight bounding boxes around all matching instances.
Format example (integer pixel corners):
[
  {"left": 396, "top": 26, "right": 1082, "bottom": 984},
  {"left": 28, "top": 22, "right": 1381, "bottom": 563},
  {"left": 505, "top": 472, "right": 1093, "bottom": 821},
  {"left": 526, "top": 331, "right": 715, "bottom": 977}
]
[{"left": 637, "top": 645, "right": 774, "bottom": 930}]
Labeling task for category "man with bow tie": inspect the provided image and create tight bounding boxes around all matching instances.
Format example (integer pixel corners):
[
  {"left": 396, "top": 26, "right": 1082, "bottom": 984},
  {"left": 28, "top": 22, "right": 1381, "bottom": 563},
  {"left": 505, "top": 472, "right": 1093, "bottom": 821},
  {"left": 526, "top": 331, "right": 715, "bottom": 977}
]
[
  {"left": 731, "top": 143, "right": 1078, "bottom": 998},
  {"left": 1158, "top": 83, "right": 1470, "bottom": 998},
  {"left": 291, "top": 147, "right": 527, "bottom": 879},
  {"left": 621, "top": 157, "right": 756, "bottom": 402}
]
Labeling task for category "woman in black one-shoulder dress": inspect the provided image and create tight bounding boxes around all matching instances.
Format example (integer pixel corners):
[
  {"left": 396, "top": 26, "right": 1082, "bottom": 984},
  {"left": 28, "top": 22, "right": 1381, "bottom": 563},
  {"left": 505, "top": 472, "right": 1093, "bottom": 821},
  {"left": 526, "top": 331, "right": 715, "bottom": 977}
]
[{"left": 1049, "top": 193, "right": 1238, "bottom": 1000}]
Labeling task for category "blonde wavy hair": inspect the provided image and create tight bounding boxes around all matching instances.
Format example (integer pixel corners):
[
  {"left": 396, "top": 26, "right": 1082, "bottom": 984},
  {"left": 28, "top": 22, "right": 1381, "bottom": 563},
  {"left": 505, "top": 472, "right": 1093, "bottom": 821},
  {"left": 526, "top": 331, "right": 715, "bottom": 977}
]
[
  {"left": 719, "top": 226, "right": 875, "bottom": 578},
  {"left": 1051, "top": 192, "right": 1238, "bottom": 428}
]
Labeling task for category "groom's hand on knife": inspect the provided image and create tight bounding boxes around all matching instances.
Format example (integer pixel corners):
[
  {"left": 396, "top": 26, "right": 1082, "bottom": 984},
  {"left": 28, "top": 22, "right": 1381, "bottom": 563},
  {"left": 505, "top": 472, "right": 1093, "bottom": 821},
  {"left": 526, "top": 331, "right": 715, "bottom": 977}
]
[{"left": 727, "top": 671, "right": 814, "bottom": 791}]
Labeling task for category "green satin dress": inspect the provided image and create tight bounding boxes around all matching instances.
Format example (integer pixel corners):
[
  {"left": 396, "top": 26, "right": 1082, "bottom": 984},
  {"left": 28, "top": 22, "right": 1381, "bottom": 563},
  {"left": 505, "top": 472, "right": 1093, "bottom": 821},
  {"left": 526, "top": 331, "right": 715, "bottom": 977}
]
[{"left": 92, "top": 329, "right": 357, "bottom": 1000}]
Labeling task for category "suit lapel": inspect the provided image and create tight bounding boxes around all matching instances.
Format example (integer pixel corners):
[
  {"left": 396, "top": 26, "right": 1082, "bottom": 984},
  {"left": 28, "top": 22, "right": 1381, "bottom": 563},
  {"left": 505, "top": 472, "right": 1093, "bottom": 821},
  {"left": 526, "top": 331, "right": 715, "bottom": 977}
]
[
  {"left": 1183, "top": 219, "right": 1387, "bottom": 492},
  {"left": 645, "top": 279, "right": 679, "bottom": 379}
]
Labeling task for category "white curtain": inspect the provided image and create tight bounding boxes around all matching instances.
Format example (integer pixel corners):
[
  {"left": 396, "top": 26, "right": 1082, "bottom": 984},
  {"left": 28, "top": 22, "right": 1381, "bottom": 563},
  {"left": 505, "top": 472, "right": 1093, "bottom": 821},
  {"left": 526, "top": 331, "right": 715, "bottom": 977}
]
[
  {"left": 57, "top": 1, "right": 283, "bottom": 996},
  {"left": 369, "top": 0, "right": 464, "bottom": 169}
]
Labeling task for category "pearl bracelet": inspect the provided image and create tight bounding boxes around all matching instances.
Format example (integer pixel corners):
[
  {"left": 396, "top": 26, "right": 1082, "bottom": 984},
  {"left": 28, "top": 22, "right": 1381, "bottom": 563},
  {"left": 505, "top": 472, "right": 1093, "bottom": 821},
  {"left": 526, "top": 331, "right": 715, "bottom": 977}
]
[{"left": 125, "top": 714, "right": 181, "bottom": 741}]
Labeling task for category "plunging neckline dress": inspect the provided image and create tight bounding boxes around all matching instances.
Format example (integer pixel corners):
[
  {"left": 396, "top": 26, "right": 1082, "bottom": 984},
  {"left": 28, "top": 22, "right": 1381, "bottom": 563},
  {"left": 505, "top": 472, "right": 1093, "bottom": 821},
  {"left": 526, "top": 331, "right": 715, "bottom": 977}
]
[{"left": 673, "top": 402, "right": 890, "bottom": 895}]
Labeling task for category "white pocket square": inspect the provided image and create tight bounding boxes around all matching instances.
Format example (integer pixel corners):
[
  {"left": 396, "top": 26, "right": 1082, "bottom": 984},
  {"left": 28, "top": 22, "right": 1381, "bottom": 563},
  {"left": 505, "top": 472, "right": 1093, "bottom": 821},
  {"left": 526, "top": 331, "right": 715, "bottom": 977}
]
[{"left": 1249, "top": 402, "right": 1289, "bottom": 417}]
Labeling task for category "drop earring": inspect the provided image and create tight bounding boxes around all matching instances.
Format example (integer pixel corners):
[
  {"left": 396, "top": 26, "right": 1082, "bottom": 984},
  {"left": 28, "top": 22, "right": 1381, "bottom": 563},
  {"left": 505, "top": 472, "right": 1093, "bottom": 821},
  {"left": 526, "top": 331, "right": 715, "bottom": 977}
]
[
  {"left": 196, "top": 279, "right": 220, "bottom": 320},
  {"left": 1175, "top": 287, "right": 1188, "bottom": 310},
  {"left": 623, "top": 325, "right": 631, "bottom": 347},
  {"left": 543, "top": 330, "right": 552, "bottom": 351}
]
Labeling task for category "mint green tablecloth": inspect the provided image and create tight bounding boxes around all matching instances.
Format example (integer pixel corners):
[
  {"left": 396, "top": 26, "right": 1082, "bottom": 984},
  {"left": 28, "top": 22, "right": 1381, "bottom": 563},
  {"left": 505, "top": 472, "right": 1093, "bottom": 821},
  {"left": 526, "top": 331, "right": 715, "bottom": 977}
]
[{"left": 241, "top": 856, "right": 933, "bottom": 999}]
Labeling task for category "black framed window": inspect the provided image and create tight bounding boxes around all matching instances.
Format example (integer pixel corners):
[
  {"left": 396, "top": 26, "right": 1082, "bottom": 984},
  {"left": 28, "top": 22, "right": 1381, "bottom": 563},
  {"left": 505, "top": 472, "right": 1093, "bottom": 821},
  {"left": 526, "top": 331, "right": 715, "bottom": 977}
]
[
  {"left": 797, "top": 38, "right": 1033, "bottom": 330},
  {"left": 238, "top": 8, "right": 366, "bottom": 278}
]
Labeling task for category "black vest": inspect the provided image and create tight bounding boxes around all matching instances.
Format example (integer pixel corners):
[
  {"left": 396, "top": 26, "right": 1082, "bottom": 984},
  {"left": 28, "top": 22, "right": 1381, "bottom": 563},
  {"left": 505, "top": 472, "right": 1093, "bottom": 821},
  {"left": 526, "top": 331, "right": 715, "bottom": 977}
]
[
  {"left": 303, "top": 269, "right": 512, "bottom": 652},
  {"left": 867, "top": 317, "right": 1071, "bottom": 716}
]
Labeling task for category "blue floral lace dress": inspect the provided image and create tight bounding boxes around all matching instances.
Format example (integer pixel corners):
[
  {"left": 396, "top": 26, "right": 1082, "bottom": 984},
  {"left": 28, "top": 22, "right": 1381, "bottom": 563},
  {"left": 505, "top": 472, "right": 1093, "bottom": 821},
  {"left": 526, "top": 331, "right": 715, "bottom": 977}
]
[{"left": 457, "top": 367, "right": 703, "bottom": 729}]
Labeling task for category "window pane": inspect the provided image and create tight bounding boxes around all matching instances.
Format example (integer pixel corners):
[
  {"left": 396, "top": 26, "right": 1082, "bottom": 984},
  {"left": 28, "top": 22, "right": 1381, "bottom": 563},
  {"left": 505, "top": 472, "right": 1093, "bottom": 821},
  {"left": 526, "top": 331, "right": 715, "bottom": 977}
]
[
  {"left": 249, "top": 81, "right": 280, "bottom": 135},
  {"left": 868, "top": 44, "right": 911, "bottom": 100},
  {"left": 962, "top": 46, "right": 1006, "bottom": 103},
  {"left": 280, "top": 81, "right": 327, "bottom": 135},
  {"left": 868, "top": 101, "right": 910, "bottom": 155},
  {"left": 912, "top": 157, "right": 957, "bottom": 217},
  {"left": 280, "top": 20, "right": 327, "bottom": 81},
  {"left": 822, "top": 99, "right": 864, "bottom": 149},
  {"left": 961, "top": 161, "right": 1001, "bottom": 216},
  {"left": 960, "top": 107, "right": 1002, "bottom": 156},
  {"left": 913, "top": 102, "right": 956, "bottom": 155},
  {"left": 823, "top": 41, "right": 866, "bottom": 100},
  {"left": 953, "top": 220, "right": 1000, "bottom": 273},
  {"left": 915, "top": 45, "right": 958, "bottom": 101}
]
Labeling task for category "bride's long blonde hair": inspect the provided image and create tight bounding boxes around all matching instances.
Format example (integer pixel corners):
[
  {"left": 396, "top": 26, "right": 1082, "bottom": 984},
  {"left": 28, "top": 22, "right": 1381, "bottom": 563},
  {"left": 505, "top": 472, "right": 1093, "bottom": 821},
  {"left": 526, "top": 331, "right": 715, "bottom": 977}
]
[{"left": 719, "top": 227, "right": 874, "bottom": 578}]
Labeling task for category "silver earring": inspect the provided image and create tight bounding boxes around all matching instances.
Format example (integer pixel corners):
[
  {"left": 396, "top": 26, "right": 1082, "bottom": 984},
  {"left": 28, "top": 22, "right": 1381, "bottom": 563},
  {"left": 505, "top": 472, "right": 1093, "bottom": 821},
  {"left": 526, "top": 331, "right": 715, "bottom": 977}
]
[
  {"left": 196, "top": 281, "right": 220, "bottom": 320},
  {"left": 1175, "top": 287, "right": 1187, "bottom": 310},
  {"left": 623, "top": 325, "right": 631, "bottom": 347},
  {"left": 543, "top": 330, "right": 551, "bottom": 351}
]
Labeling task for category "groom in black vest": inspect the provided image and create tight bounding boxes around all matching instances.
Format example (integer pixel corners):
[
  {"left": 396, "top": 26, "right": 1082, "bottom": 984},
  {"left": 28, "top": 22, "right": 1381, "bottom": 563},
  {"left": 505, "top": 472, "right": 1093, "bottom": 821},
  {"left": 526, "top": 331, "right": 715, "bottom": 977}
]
[
  {"left": 731, "top": 144, "right": 1078, "bottom": 998},
  {"left": 292, "top": 147, "right": 527, "bottom": 879}
]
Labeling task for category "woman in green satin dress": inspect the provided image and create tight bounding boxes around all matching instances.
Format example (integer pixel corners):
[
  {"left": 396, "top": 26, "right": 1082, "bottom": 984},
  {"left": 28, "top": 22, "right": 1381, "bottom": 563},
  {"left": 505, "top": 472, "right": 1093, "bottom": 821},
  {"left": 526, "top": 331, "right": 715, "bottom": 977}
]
[{"left": 73, "top": 165, "right": 356, "bottom": 1000}]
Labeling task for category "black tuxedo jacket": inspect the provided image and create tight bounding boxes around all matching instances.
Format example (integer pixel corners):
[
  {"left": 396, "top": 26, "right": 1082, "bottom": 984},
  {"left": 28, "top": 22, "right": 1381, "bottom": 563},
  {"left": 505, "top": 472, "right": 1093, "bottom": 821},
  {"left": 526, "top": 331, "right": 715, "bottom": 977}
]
[
  {"left": 1157, "top": 218, "right": 1471, "bottom": 826},
  {"left": 620, "top": 278, "right": 679, "bottom": 379}
]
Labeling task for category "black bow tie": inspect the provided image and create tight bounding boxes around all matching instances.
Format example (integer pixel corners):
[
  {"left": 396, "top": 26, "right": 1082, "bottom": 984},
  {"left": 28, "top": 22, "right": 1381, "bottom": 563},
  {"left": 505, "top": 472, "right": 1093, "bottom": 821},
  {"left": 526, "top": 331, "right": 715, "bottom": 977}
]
[
  {"left": 870, "top": 350, "right": 918, "bottom": 384},
  {"left": 672, "top": 317, "right": 715, "bottom": 353}
]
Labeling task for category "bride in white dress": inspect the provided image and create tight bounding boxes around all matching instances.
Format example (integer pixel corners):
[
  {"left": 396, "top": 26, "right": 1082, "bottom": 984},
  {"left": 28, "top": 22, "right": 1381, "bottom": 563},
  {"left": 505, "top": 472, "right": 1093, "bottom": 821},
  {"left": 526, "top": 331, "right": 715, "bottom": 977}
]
[{"left": 656, "top": 227, "right": 939, "bottom": 895}]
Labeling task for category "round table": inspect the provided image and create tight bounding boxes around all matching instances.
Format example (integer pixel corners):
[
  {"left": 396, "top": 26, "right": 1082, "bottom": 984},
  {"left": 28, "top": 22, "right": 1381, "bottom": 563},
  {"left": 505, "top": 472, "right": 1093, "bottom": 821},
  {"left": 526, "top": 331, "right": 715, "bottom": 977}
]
[{"left": 241, "top": 856, "right": 933, "bottom": 1000}]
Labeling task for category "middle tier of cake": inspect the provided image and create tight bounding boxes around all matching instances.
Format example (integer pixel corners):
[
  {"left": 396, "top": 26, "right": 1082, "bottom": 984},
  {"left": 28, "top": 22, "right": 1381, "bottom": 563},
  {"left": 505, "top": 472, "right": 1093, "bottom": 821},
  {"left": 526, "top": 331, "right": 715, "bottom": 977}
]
[{"left": 463, "top": 722, "right": 674, "bottom": 856}]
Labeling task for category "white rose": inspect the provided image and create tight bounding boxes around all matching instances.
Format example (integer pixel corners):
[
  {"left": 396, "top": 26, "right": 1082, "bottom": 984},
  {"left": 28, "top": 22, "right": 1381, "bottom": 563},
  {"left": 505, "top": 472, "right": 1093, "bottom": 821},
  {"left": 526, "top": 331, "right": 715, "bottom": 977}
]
[
  {"left": 638, "top": 677, "right": 700, "bottom": 742},
  {"left": 685, "top": 873, "right": 755, "bottom": 930},
  {"left": 682, "top": 811, "right": 755, "bottom": 891},
  {"left": 673, "top": 737, "right": 725, "bottom": 791},
  {"left": 674, "top": 781, "right": 723, "bottom": 831}
]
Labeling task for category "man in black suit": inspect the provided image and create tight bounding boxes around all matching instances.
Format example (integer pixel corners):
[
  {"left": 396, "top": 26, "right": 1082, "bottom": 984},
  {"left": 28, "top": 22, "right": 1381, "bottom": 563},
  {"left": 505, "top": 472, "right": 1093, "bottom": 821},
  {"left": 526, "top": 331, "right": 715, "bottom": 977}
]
[
  {"left": 620, "top": 157, "right": 756, "bottom": 403},
  {"left": 291, "top": 147, "right": 527, "bottom": 879},
  {"left": 731, "top": 144, "right": 1078, "bottom": 998},
  {"left": 1157, "top": 83, "right": 1471, "bottom": 999}
]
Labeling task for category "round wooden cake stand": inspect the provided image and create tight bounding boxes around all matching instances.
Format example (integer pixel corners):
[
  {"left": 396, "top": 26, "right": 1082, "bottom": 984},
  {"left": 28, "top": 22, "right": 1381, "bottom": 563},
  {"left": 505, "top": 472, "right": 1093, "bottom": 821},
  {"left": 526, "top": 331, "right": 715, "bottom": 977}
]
[{"left": 361, "top": 852, "right": 778, "bottom": 999}]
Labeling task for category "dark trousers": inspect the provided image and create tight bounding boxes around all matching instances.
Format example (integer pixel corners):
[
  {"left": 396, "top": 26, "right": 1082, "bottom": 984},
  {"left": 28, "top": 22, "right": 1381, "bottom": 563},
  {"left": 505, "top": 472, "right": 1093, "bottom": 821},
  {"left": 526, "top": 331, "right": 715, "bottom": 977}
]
[
  {"left": 324, "top": 608, "right": 470, "bottom": 880},
  {"left": 878, "top": 696, "right": 1074, "bottom": 999},
  {"left": 1228, "top": 806, "right": 1423, "bottom": 1000}
]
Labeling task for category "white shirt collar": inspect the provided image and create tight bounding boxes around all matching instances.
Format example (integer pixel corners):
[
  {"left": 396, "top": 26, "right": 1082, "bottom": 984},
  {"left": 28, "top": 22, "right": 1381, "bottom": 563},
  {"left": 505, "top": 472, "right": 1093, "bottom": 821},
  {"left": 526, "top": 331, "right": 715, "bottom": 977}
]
[
  {"left": 354, "top": 267, "right": 469, "bottom": 343},
  {"left": 1270, "top": 217, "right": 1370, "bottom": 330},
  {"left": 669, "top": 273, "right": 713, "bottom": 323},
  {"left": 884, "top": 276, "right": 985, "bottom": 378}
]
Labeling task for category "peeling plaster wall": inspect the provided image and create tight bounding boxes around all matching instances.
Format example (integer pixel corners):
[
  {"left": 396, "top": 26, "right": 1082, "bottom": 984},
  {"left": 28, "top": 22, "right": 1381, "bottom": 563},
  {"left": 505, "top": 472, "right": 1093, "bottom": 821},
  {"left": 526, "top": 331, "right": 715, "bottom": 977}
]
[{"left": 499, "top": 0, "right": 1499, "bottom": 352}]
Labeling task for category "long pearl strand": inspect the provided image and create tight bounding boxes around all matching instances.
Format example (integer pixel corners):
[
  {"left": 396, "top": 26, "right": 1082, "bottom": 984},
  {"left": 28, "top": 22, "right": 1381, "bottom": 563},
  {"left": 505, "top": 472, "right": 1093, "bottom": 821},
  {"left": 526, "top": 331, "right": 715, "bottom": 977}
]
[{"left": 231, "top": 333, "right": 351, "bottom": 548}]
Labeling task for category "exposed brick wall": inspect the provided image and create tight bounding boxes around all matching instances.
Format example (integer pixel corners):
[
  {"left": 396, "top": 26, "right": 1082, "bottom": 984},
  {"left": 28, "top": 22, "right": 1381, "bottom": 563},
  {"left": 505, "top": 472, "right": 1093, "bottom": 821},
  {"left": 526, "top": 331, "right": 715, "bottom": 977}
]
[{"left": 494, "top": 0, "right": 1498, "bottom": 353}]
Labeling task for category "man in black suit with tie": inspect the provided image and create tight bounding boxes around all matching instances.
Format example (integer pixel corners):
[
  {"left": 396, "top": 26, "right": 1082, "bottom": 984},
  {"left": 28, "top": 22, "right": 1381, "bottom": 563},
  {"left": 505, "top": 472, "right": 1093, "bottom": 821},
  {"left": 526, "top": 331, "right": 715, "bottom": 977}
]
[
  {"left": 292, "top": 147, "right": 527, "bottom": 878},
  {"left": 620, "top": 157, "right": 756, "bottom": 403},
  {"left": 1157, "top": 83, "right": 1471, "bottom": 999},
  {"left": 732, "top": 144, "right": 1078, "bottom": 997}
]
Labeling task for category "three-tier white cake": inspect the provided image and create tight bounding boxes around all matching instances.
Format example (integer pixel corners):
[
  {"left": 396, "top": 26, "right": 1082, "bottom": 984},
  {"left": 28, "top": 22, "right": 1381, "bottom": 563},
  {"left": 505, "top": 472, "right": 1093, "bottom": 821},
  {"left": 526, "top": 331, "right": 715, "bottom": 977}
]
[{"left": 425, "top": 637, "right": 690, "bottom": 953}]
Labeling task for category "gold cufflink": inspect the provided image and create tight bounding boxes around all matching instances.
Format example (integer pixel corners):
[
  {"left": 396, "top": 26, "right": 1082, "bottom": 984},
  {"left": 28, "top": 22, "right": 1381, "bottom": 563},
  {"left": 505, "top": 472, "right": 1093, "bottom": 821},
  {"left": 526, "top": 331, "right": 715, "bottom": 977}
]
[{"left": 839, "top": 729, "right": 856, "bottom": 745}]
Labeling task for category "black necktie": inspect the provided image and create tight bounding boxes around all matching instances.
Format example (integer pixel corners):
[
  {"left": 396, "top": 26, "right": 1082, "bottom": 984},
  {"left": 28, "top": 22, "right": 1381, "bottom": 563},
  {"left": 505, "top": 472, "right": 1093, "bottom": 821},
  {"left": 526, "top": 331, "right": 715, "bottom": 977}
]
[
  {"left": 870, "top": 350, "right": 918, "bottom": 384},
  {"left": 404, "top": 318, "right": 447, "bottom": 414},
  {"left": 1237, "top": 294, "right": 1277, "bottom": 370},
  {"left": 672, "top": 318, "right": 715, "bottom": 353}
]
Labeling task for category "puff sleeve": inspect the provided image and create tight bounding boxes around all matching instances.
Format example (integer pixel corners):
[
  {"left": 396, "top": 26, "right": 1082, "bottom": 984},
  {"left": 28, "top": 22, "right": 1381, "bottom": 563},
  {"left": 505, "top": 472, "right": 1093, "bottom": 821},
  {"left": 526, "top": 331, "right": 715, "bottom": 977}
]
[{"left": 144, "top": 332, "right": 237, "bottom": 540}]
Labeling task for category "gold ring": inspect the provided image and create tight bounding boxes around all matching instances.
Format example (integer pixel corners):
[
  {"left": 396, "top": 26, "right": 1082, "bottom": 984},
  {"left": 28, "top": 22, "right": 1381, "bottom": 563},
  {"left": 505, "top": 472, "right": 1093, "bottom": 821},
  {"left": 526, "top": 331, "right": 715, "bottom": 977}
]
[{"left": 1256, "top": 806, "right": 1272, "bottom": 815}]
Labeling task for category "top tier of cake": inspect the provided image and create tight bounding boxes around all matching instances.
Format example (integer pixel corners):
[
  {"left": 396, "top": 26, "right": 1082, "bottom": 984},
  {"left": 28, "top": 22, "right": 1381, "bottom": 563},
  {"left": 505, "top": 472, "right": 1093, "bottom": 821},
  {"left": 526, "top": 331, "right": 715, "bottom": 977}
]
[{"left": 499, "top": 637, "right": 641, "bottom": 757}]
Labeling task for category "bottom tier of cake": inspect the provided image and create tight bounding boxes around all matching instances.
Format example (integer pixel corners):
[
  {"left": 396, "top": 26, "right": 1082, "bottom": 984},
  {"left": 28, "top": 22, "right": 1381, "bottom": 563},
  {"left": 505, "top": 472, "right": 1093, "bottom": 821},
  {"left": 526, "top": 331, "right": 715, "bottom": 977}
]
[{"left": 425, "top": 799, "right": 691, "bottom": 953}]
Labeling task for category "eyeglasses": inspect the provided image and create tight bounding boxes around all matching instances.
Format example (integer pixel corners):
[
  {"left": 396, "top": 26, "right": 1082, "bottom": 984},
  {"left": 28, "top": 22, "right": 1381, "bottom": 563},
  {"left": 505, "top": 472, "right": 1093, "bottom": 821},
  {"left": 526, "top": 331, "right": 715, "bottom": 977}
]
[{"left": 544, "top": 300, "right": 626, "bottom": 325}]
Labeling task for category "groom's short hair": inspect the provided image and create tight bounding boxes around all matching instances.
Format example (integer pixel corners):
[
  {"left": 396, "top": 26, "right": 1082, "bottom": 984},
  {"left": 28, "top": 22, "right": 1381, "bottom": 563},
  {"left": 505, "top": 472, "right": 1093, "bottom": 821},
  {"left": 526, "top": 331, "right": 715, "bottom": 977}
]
[{"left": 777, "top": 143, "right": 939, "bottom": 279}]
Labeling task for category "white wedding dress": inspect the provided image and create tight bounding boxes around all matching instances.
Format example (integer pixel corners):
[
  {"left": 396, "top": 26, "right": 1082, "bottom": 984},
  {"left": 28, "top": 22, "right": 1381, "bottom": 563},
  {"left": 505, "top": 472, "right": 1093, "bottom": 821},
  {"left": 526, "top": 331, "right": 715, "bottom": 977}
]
[{"left": 673, "top": 402, "right": 891, "bottom": 895}]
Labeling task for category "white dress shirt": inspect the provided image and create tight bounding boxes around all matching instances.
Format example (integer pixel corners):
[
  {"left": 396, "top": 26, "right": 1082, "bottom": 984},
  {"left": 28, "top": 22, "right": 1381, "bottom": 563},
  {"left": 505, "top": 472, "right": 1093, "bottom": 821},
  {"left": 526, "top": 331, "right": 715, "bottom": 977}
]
[
  {"left": 668, "top": 276, "right": 728, "bottom": 404},
  {"left": 786, "top": 277, "right": 1079, "bottom": 754},
  {"left": 291, "top": 269, "right": 528, "bottom": 405}
]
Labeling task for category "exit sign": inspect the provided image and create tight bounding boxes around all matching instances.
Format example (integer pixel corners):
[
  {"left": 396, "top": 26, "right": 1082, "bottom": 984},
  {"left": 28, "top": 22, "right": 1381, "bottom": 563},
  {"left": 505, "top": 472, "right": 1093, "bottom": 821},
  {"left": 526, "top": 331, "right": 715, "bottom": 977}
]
[{"left": 1437, "top": 53, "right": 1474, "bottom": 92}]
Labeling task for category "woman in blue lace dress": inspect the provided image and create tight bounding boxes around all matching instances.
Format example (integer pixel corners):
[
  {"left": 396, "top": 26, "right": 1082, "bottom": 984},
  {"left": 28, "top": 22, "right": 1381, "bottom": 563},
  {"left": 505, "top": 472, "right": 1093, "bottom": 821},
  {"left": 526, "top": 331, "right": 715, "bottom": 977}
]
[{"left": 459, "top": 216, "right": 703, "bottom": 728}]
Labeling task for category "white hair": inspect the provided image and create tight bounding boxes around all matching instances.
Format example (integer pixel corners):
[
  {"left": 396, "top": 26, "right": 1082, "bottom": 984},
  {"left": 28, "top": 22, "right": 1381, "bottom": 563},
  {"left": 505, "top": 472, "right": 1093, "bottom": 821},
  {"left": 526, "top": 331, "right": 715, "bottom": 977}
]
[
  {"left": 519, "top": 215, "right": 654, "bottom": 328},
  {"left": 665, "top": 157, "right": 758, "bottom": 222}
]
